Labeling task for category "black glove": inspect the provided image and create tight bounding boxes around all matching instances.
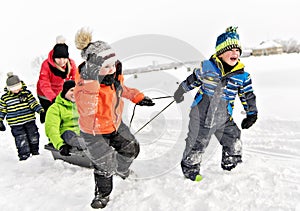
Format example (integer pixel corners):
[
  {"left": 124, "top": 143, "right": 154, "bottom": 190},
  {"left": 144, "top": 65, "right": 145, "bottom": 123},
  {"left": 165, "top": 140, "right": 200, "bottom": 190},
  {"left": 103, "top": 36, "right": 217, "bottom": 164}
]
[
  {"left": 137, "top": 96, "right": 155, "bottom": 106},
  {"left": 174, "top": 85, "right": 185, "bottom": 103},
  {"left": 80, "top": 54, "right": 104, "bottom": 80},
  {"left": 0, "top": 121, "right": 6, "bottom": 131},
  {"left": 59, "top": 144, "right": 71, "bottom": 156},
  {"left": 241, "top": 114, "right": 257, "bottom": 129},
  {"left": 39, "top": 110, "right": 45, "bottom": 124}
]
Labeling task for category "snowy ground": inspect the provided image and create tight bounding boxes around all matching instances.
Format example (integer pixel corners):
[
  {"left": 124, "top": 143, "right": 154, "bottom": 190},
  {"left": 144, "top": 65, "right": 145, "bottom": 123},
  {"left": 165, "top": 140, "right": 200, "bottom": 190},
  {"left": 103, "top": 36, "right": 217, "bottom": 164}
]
[{"left": 0, "top": 53, "right": 300, "bottom": 211}]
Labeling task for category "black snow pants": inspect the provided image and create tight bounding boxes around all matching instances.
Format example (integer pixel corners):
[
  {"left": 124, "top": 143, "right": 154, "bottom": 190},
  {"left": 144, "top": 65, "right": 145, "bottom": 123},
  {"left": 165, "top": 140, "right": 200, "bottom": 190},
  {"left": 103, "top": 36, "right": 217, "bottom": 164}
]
[
  {"left": 181, "top": 95, "right": 242, "bottom": 179},
  {"left": 11, "top": 120, "right": 40, "bottom": 160},
  {"left": 61, "top": 130, "right": 86, "bottom": 150},
  {"left": 81, "top": 121, "right": 140, "bottom": 196}
]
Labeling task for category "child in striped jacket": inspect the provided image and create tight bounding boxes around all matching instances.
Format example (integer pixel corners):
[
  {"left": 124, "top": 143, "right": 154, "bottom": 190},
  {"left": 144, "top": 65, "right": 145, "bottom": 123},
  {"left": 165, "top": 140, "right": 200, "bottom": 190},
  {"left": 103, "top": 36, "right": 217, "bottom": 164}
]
[
  {"left": 0, "top": 72, "right": 44, "bottom": 161},
  {"left": 174, "top": 26, "right": 258, "bottom": 181}
]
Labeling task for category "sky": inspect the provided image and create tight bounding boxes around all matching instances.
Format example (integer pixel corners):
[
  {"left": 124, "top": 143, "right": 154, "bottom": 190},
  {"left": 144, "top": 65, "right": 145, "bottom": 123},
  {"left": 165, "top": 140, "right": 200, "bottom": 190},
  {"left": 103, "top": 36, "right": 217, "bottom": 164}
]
[{"left": 1, "top": 0, "right": 299, "bottom": 73}]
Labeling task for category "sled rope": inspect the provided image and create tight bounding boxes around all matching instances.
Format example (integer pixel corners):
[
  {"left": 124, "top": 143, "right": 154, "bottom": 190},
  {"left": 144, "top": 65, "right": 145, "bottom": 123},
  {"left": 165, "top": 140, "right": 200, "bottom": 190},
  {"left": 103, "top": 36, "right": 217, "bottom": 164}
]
[
  {"left": 131, "top": 97, "right": 175, "bottom": 135},
  {"left": 129, "top": 96, "right": 174, "bottom": 128}
]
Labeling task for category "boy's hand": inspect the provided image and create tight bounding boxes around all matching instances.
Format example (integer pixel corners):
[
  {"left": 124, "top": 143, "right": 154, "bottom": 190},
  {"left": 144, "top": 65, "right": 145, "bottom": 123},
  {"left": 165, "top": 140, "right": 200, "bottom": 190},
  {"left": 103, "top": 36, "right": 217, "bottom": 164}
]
[
  {"left": 174, "top": 85, "right": 185, "bottom": 103},
  {"left": 59, "top": 144, "right": 71, "bottom": 156},
  {"left": 0, "top": 121, "right": 6, "bottom": 131},
  {"left": 241, "top": 114, "right": 257, "bottom": 129},
  {"left": 137, "top": 96, "right": 155, "bottom": 106}
]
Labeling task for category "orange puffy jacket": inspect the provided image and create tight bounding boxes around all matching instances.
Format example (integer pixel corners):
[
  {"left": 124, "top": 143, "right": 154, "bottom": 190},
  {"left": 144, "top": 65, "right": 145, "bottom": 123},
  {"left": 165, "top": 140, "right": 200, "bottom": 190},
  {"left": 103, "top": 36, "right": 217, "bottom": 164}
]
[{"left": 74, "top": 67, "right": 144, "bottom": 135}]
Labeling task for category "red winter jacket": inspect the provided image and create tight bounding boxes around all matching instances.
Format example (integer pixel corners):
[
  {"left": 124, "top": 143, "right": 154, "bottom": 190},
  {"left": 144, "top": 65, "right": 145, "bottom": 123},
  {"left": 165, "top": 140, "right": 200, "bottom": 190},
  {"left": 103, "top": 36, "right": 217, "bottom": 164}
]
[{"left": 36, "top": 50, "right": 77, "bottom": 101}]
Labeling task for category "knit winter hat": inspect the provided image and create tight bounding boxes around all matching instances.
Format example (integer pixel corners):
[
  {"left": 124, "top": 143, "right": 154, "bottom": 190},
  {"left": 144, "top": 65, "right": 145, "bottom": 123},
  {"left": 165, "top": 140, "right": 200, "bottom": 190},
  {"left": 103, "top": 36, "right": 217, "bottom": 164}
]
[
  {"left": 53, "top": 35, "right": 69, "bottom": 59},
  {"left": 53, "top": 43, "right": 69, "bottom": 59},
  {"left": 6, "top": 72, "right": 22, "bottom": 91},
  {"left": 215, "top": 26, "right": 242, "bottom": 56},
  {"left": 61, "top": 80, "right": 75, "bottom": 99},
  {"left": 75, "top": 27, "right": 117, "bottom": 68}
]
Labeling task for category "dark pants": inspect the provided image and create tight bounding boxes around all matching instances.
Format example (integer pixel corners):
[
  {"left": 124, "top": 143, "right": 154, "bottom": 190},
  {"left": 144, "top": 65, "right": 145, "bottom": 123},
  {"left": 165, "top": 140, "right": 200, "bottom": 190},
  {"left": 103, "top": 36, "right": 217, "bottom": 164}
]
[
  {"left": 181, "top": 101, "right": 242, "bottom": 178},
  {"left": 38, "top": 97, "right": 53, "bottom": 124},
  {"left": 81, "top": 122, "right": 140, "bottom": 196},
  {"left": 61, "top": 130, "right": 86, "bottom": 150},
  {"left": 11, "top": 121, "right": 40, "bottom": 160}
]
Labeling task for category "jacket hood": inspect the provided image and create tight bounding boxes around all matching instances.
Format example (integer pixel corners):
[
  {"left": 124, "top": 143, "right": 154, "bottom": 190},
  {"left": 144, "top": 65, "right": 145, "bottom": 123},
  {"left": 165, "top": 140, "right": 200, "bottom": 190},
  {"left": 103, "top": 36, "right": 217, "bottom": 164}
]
[
  {"left": 47, "top": 50, "right": 57, "bottom": 67},
  {"left": 211, "top": 54, "right": 245, "bottom": 76},
  {"left": 55, "top": 93, "right": 75, "bottom": 108}
]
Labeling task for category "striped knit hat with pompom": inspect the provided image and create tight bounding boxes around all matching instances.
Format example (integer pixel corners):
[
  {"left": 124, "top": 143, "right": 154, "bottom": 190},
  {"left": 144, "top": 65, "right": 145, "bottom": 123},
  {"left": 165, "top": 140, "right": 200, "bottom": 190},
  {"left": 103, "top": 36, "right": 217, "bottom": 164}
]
[{"left": 215, "top": 26, "right": 242, "bottom": 56}]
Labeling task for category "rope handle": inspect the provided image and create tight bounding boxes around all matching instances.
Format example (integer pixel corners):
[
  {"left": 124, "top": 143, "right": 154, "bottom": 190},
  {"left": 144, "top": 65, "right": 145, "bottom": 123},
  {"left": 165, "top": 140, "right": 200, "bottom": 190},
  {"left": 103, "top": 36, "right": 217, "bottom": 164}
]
[{"left": 129, "top": 95, "right": 175, "bottom": 135}]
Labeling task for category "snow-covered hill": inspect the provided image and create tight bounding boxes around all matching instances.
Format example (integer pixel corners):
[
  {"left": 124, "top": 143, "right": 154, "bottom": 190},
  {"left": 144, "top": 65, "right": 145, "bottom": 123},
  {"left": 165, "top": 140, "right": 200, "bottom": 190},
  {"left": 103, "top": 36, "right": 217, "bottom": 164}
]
[{"left": 0, "top": 53, "right": 299, "bottom": 211}]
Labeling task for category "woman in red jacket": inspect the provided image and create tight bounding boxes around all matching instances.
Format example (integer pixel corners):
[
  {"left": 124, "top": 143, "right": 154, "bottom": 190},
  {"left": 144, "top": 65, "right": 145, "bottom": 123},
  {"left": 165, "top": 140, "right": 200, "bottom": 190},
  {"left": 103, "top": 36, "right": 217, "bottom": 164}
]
[
  {"left": 36, "top": 36, "right": 77, "bottom": 123},
  {"left": 74, "top": 28, "right": 154, "bottom": 209}
]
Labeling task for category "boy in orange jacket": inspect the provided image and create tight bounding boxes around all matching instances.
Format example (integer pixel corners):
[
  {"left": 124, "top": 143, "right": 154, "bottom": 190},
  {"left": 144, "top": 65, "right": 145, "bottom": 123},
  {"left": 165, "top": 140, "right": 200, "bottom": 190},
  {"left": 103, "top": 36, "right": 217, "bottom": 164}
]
[{"left": 74, "top": 28, "right": 154, "bottom": 209}]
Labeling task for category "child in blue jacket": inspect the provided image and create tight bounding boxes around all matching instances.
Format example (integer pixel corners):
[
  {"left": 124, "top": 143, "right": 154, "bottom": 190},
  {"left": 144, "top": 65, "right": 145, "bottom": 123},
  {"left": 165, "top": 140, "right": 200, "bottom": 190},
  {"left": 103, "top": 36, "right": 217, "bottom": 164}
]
[
  {"left": 174, "top": 27, "right": 258, "bottom": 181},
  {"left": 0, "top": 72, "right": 44, "bottom": 161}
]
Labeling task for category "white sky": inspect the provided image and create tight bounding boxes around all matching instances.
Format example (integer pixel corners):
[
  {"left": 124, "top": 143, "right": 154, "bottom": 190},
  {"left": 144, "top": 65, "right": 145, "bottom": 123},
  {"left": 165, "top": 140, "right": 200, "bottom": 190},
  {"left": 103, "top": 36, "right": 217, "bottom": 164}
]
[{"left": 0, "top": 0, "right": 299, "bottom": 72}]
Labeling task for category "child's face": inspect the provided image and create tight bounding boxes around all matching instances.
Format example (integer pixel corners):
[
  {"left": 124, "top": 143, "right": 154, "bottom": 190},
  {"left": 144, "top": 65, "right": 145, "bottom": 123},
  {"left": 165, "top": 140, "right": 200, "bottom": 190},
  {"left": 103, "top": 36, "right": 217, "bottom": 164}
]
[
  {"left": 8, "top": 82, "right": 22, "bottom": 94},
  {"left": 54, "top": 58, "right": 68, "bottom": 67},
  {"left": 65, "top": 87, "right": 75, "bottom": 102},
  {"left": 218, "top": 48, "right": 240, "bottom": 66},
  {"left": 99, "top": 63, "right": 116, "bottom": 76},
  {"left": 10, "top": 89, "right": 21, "bottom": 94}
]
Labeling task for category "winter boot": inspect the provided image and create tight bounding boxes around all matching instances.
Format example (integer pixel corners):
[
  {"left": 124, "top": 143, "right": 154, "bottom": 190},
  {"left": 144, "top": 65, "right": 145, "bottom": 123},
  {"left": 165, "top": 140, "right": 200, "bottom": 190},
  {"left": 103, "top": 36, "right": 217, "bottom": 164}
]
[
  {"left": 31, "top": 151, "right": 40, "bottom": 155},
  {"left": 19, "top": 155, "right": 30, "bottom": 161},
  {"left": 30, "top": 144, "right": 40, "bottom": 155},
  {"left": 91, "top": 194, "right": 109, "bottom": 209},
  {"left": 116, "top": 168, "right": 132, "bottom": 180},
  {"left": 91, "top": 173, "right": 112, "bottom": 209},
  {"left": 181, "top": 161, "right": 202, "bottom": 182},
  {"left": 221, "top": 151, "right": 242, "bottom": 171}
]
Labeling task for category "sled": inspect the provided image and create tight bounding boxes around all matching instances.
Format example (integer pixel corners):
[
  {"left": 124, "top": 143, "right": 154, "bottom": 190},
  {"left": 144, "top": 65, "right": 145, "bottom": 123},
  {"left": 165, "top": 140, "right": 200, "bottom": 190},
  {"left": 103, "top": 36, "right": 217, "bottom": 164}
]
[{"left": 44, "top": 143, "right": 94, "bottom": 168}]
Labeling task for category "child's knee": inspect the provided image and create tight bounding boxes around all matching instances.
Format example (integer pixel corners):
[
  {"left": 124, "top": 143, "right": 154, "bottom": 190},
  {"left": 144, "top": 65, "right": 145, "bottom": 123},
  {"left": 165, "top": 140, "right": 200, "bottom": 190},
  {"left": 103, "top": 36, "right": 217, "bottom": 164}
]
[{"left": 120, "top": 141, "right": 140, "bottom": 159}]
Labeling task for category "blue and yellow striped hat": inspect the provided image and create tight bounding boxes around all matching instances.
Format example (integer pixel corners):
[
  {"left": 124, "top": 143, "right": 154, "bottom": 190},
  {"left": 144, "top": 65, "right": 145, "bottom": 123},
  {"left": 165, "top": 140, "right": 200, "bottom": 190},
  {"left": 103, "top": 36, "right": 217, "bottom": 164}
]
[{"left": 215, "top": 26, "right": 242, "bottom": 56}]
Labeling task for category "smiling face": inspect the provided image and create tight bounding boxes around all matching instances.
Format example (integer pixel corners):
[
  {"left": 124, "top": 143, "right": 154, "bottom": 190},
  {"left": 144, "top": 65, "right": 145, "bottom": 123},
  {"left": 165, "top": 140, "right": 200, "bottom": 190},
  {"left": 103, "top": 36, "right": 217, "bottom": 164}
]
[
  {"left": 218, "top": 48, "right": 240, "bottom": 66},
  {"left": 54, "top": 58, "right": 68, "bottom": 67},
  {"left": 65, "top": 87, "right": 75, "bottom": 102}
]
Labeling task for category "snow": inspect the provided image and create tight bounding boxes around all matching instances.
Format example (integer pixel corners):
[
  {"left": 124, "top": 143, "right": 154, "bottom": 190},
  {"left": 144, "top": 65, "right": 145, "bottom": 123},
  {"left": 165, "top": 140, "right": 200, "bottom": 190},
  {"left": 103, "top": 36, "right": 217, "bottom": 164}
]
[{"left": 0, "top": 53, "right": 300, "bottom": 211}]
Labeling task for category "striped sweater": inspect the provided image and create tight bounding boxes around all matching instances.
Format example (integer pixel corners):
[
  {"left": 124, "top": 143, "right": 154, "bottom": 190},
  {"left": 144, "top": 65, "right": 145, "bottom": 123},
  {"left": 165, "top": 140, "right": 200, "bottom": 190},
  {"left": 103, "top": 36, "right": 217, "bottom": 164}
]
[
  {"left": 181, "top": 54, "right": 257, "bottom": 117},
  {"left": 0, "top": 82, "right": 44, "bottom": 126}
]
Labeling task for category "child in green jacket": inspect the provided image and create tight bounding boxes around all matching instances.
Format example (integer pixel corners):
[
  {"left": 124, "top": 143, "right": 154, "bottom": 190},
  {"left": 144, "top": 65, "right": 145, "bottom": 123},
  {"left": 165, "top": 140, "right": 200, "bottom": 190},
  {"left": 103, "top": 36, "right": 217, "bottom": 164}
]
[{"left": 45, "top": 80, "right": 84, "bottom": 156}]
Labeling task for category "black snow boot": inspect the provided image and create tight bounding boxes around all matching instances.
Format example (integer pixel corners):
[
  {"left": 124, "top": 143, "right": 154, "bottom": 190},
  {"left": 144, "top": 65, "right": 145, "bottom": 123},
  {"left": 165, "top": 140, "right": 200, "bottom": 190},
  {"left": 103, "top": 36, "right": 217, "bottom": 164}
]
[
  {"left": 91, "top": 173, "right": 112, "bottom": 209},
  {"left": 91, "top": 194, "right": 109, "bottom": 209},
  {"left": 221, "top": 150, "right": 242, "bottom": 171}
]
